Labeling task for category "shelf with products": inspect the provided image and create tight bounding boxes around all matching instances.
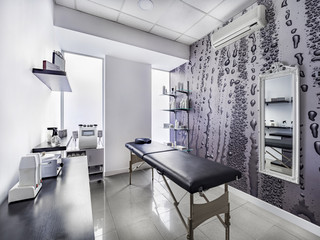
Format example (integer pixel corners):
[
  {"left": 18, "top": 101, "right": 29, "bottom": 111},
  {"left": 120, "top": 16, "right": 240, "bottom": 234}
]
[
  {"left": 164, "top": 127, "right": 189, "bottom": 131},
  {"left": 32, "top": 51, "right": 72, "bottom": 92},
  {"left": 265, "top": 100, "right": 292, "bottom": 105},
  {"left": 161, "top": 81, "right": 191, "bottom": 152},
  {"left": 66, "top": 146, "right": 104, "bottom": 182},
  {"left": 162, "top": 108, "right": 191, "bottom": 112},
  {"left": 265, "top": 125, "right": 292, "bottom": 129},
  {"left": 161, "top": 93, "right": 177, "bottom": 98},
  {"left": 176, "top": 89, "right": 191, "bottom": 95}
]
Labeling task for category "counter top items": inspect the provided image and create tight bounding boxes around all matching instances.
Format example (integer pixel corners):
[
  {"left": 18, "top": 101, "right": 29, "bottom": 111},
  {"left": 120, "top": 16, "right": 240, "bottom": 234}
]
[
  {"left": 0, "top": 157, "right": 94, "bottom": 240},
  {"left": 41, "top": 153, "right": 63, "bottom": 178},
  {"left": 32, "top": 136, "right": 71, "bottom": 153},
  {"left": 8, "top": 154, "right": 42, "bottom": 203},
  {"left": 52, "top": 51, "right": 65, "bottom": 71},
  {"left": 47, "top": 127, "right": 57, "bottom": 143},
  {"left": 78, "top": 124, "right": 98, "bottom": 149}
]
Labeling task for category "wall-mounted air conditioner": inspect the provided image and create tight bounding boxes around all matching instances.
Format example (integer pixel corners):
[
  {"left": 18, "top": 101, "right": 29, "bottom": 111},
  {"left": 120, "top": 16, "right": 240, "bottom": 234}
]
[{"left": 211, "top": 5, "right": 267, "bottom": 50}]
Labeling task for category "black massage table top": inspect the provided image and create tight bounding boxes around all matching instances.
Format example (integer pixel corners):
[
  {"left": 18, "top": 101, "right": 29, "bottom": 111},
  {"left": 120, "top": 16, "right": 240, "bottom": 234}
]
[
  {"left": 126, "top": 142, "right": 242, "bottom": 194},
  {"left": 125, "top": 141, "right": 176, "bottom": 158}
]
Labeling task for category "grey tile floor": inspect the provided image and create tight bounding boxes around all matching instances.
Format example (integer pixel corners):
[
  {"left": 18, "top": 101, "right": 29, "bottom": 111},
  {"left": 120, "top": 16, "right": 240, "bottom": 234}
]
[{"left": 90, "top": 169, "right": 320, "bottom": 240}]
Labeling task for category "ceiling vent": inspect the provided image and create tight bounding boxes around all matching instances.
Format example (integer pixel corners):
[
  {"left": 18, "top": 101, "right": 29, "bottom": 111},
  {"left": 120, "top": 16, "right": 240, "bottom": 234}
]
[{"left": 211, "top": 5, "right": 266, "bottom": 50}]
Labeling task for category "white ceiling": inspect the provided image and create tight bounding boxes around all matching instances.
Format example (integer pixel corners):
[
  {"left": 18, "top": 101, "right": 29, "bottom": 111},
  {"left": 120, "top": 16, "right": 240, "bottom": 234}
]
[{"left": 55, "top": 0, "right": 256, "bottom": 45}]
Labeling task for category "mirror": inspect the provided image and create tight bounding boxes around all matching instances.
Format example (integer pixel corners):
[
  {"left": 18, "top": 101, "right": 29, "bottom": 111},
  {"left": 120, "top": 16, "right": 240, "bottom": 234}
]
[{"left": 259, "top": 62, "right": 300, "bottom": 184}]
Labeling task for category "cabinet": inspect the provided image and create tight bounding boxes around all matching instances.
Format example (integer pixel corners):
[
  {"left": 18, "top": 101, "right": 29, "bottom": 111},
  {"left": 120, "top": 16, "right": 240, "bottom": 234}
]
[
  {"left": 161, "top": 81, "right": 191, "bottom": 151},
  {"left": 67, "top": 145, "right": 104, "bottom": 182}
]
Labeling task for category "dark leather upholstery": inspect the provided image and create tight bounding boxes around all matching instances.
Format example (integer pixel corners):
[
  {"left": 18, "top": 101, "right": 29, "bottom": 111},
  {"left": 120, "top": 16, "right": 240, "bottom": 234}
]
[
  {"left": 125, "top": 142, "right": 241, "bottom": 194},
  {"left": 125, "top": 142, "right": 176, "bottom": 158},
  {"left": 265, "top": 138, "right": 292, "bottom": 150}
]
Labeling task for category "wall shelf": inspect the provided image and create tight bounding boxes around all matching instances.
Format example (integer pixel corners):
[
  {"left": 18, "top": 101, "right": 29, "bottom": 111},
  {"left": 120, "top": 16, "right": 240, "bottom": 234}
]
[
  {"left": 265, "top": 125, "right": 292, "bottom": 129},
  {"left": 161, "top": 93, "right": 177, "bottom": 98},
  {"left": 176, "top": 89, "right": 191, "bottom": 95},
  {"left": 32, "top": 68, "right": 72, "bottom": 92},
  {"left": 163, "top": 108, "right": 191, "bottom": 112},
  {"left": 265, "top": 100, "right": 292, "bottom": 105},
  {"left": 162, "top": 82, "right": 191, "bottom": 152},
  {"left": 164, "top": 127, "right": 189, "bottom": 131}
]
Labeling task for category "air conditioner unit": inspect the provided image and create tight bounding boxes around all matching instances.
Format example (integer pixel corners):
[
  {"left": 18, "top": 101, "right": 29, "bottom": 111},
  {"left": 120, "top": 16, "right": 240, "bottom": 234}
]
[{"left": 211, "top": 5, "right": 267, "bottom": 49}]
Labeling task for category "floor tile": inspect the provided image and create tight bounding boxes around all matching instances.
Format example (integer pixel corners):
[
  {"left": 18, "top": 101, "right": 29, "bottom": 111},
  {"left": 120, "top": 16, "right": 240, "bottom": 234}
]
[
  {"left": 174, "top": 229, "right": 210, "bottom": 240},
  {"left": 116, "top": 219, "right": 164, "bottom": 240},
  {"left": 230, "top": 205, "right": 274, "bottom": 239},
  {"left": 95, "top": 230, "right": 119, "bottom": 240},
  {"left": 89, "top": 170, "right": 319, "bottom": 240},
  {"left": 93, "top": 208, "right": 116, "bottom": 237},
  {"left": 275, "top": 219, "right": 320, "bottom": 240},
  {"left": 199, "top": 218, "right": 254, "bottom": 240},
  {"left": 258, "top": 225, "right": 300, "bottom": 240}
]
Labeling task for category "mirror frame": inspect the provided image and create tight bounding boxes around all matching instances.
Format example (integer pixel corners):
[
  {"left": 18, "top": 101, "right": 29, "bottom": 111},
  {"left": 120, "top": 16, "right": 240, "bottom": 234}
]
[{"left": 259, "top": 62, "right": 300, "bottom": 184}]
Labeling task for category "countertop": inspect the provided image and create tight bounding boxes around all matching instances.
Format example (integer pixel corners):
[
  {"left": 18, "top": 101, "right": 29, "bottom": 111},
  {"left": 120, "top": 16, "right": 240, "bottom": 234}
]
[
  {"left": 32, "top": 136, "right": 71, "bottom": 153},
  {"left": 0, "top": 157, "right": 94, "bottom": 240}
]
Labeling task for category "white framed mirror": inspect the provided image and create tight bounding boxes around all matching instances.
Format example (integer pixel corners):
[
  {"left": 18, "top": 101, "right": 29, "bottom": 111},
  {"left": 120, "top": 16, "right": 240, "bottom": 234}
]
[{"left": 259, "top": 62, "right": 300, "bottom": 184}]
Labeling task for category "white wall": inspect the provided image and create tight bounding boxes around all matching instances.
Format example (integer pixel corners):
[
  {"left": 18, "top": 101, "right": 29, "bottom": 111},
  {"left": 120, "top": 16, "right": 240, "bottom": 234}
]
[
  {"left": 104, "top": 56, "right": 151, "bottom": 175},
  {"left": 0, "top": 0, "right": 60, "bottom": 204},
  {"left": 151, "top": 70, "right": 170, "bottom": 143},
  {"left": 63, "top": 53, "right": 103, "bottom": 133}
]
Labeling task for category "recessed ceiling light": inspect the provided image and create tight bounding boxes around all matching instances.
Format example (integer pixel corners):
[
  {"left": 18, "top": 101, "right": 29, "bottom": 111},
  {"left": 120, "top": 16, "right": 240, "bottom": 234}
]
[{"left": 138, "top": 0, "right": 154, "bottom": 11}]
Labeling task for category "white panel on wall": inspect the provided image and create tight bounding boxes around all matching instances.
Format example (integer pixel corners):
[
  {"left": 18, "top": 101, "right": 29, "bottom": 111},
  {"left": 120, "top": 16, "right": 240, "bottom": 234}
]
[
  {"left": 104, "top": 56, "right": 151, "bottom": 175},
  {"left": 0, "top": 0, "right": 59, "bottom": 204},
  {"left": 63, "top": 53, "right": 103, "bottom": 134},
  {"left": 152, "top": 70, "right": 170, "bottom": 144}
]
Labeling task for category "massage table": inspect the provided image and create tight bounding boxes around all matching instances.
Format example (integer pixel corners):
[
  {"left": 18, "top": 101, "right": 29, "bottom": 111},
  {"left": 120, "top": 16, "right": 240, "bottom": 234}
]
[{"left": 125, "top": 141, "right": 242, "bottom": 240}]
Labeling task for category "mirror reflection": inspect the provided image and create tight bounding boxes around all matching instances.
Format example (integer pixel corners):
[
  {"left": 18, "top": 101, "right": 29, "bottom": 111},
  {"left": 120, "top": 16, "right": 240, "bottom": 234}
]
[{"left": 259, "top": 63, "right": 300, "bottom": 184}]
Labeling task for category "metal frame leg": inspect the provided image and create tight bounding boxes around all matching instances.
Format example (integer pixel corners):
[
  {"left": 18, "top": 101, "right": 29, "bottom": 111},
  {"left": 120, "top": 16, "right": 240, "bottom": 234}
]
[
  {"left": 188, "top": 194, "right": 194, "bottom": 240},
  {"left": 225, "top": 184, "right": 230, "bottom": 240},
  {"left": 129, "top": 157, "right": 132, "bottom": 185}
]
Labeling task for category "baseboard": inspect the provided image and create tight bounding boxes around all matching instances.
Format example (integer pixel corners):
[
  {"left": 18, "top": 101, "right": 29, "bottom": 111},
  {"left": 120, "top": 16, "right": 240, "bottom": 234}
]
[
  {"left": 104, "top": 162, "right": 152, "bottom": 177},
  {"left": 229, "top": 186, "right": 320, "bottom": 237},
  {"left": 104, "top": 168, "right": 128, "bottom": 177}
]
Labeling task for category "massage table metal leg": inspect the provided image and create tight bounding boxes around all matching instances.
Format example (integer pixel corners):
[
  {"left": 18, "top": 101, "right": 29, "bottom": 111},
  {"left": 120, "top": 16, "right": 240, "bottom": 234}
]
[
  {"left": 162, "top": 175, "right": 188, "bottom": 231},
  {"left": 225, "top": 184, "right": 230, "bottom": 240},
  {"left": 188, "top": 194, "right": 194, "bottom": 240},
  {"left": 129, "top": 153, "right": 144, "bottom": 185},
  {"left": 129, "top": 155, "right": 132, "bottom": 185},
  {"left": 152, "top": 168, "right": 154, "bottom": 181}
]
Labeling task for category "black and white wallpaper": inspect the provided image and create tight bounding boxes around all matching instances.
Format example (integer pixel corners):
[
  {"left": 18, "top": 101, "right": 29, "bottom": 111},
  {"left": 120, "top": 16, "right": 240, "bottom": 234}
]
[{"left": 170, "top": 0, "right": 320, "bottom": 226}]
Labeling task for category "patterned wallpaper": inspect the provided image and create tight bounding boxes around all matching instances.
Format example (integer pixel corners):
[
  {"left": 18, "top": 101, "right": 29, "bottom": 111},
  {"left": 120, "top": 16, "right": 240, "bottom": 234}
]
[{"left": 170, "top": 0, "right": 320, "bottom": 226}]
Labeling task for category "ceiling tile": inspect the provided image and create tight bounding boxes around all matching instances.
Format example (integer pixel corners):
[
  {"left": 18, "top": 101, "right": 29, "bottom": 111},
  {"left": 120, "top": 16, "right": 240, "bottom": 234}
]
[
  {"left": 55, "top": 0, "right": 76, "bottom": 9},
  {"left": 176, "top": 35, "right": 197, "bottom": 45},
  {"left": 157, "top": 1, "right": 204, "bottom": 33},
  {"left": 87, "top": 0, "right": 124, "bottom": 10},
  {"left": 76, "top": 0, "right": 119, "bottom": 21},
  {"left": 151, "top": 25, "right": 181, "bottom": 40},
  {"left": 118, "top": 13, "right": 154, "bottom": 32},
  {"left": 185, "top": 15, "right": 221, "bottom": 39},
  {"left": 121, "top": 0, "right": 175, "bottom": 24},
  {"left": 182, "top": 0, "right": 223, "bottom": 13},
  {"left": 209, "top": 0, "right": 256, "bottom": 22}
]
